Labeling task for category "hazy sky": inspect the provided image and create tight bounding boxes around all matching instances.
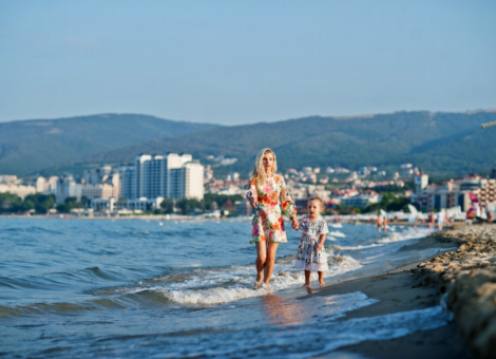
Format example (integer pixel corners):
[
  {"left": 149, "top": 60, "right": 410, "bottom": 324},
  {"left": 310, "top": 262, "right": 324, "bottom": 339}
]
[{"left": 1, "top": 0, "right": 495, "bottom": 124}]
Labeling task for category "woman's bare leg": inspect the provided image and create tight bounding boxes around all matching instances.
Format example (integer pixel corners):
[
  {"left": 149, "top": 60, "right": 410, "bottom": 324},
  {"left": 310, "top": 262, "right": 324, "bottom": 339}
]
[
  {"left": 263, "top": 242, "right": 279, "bottom": 286},
  {"left": 256, "top": 241, "right": 267, "bottom": 286}
]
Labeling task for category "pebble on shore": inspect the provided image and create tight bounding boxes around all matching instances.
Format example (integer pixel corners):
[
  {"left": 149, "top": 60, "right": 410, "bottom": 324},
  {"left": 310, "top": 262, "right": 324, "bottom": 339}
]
[{"left": 414, "top": 224, "right": 496, "bottom": 359}]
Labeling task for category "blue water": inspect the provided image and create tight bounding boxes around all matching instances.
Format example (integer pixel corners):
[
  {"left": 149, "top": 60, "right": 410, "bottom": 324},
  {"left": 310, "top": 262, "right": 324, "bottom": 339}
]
[{"left": 0, "top": 217, "right": 451, "bottom": 358}]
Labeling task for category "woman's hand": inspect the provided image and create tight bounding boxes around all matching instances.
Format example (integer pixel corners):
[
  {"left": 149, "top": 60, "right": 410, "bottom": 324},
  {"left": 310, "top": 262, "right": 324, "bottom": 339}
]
[
  {"left": 250, "top": 198, "right": 258, "bottom": 209},
  {"left": 291, "top": 217, "right": 299, "bottom": 230}
]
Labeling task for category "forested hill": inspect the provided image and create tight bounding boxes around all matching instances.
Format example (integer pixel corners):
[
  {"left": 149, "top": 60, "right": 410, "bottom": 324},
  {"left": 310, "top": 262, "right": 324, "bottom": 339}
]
[
  {"left": 92, "top": 110, "right": 496, "bottom": 177},
  {"left": 0, "top": 113, "right": 218, "bottom": 175},
  {"left": 1, "top": 111, "right": 495, "bottom": 177}
]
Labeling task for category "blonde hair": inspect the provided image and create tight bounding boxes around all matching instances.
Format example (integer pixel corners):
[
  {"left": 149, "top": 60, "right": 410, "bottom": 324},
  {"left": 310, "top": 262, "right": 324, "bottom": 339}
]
[
  {"left": 308, "top": 196, "right": 324, "bottom": 212},
  {"left": 252, "top": 148, "right": 278, "bottom": 184}
]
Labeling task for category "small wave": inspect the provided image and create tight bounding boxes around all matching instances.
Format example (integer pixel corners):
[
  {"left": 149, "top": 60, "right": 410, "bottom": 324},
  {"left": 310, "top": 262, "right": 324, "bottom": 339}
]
[
  {"left": 330, "top": 231, "right": 346, "bottom": 238},
  {"left": 1, "top": 225, "right": 63, "bottom": 236},
  {"left": 84, "top": 266, "right": 119, "bottom": 281},
  {"left": 108, "top": 255, "right": 363, "bottom": 306},
  {"left": 0, "top": 275, "right": 67, "bottom": 290},
  {"left": 0, "top": 298, "right": 124, "bottom": 318},
  {"left": 376, "top": 227, "right": 433, "bottom": 244},
  {"left": 335, "top": 243, "right": 384, "bottom": 251}
]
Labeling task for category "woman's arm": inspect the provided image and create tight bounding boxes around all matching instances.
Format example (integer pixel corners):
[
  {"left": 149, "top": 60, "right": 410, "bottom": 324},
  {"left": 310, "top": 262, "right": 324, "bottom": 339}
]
[
  {"left": 247, "top": 178, "right": 259, "bottom": 209},
  {"left": 278, "top": 175, "right": 298, "bottom": 228}
]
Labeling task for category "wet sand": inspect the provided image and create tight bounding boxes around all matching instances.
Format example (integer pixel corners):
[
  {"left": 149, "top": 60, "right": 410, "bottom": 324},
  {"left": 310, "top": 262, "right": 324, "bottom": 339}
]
[{"left": 316, "top": 265, "right": 471, "bottom": 358}]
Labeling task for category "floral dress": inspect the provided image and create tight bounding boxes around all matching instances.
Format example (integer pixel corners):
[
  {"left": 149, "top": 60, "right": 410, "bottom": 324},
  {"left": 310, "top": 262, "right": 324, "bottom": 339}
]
[
  {"left": 295, "top": 216, "right": 329, "bottom": 272},
  {"left": 248, "top": 174, "right": 296, "bottom": 244}
]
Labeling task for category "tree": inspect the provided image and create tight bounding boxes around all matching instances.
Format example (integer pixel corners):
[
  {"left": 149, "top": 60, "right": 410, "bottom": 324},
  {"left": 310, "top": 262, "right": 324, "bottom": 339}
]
[
  {"left": 176, "top": 198, "right": 203, "bottom": 214},
  {"left": 0, "top": 193, "right": 24, "bottom": 213},
  {"left": 55, "top": 196, "right": 82, "bottom": 213},
  {"left": 160, "top": 198, "right": 174, "bottom": 214},
  {"left": 23, "top": 194, "right": 56, "bottom": 214}
]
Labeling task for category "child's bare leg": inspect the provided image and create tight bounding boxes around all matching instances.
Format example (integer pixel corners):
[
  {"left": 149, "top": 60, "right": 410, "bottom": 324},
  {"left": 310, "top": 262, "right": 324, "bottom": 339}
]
[
  {"left": 304, "top": 270, "right": 311, "bottom": 287},
  {"left": 318, "top": 271, "right": 325, "bottom": 287},
  {"left": 263, "top": 242, "right": 279, "bottom": 286},
  {"left": 256, "top": 241, "right": 267, "bottom": 286}
]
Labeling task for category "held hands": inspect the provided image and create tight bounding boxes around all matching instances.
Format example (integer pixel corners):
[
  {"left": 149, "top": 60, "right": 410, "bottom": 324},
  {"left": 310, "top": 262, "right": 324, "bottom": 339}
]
[
  {"left": 316, "top": 241, "right": 324, "bottom": 252},
  {"left": 291, "top": 216, "right": 299, "bottom": 230}
]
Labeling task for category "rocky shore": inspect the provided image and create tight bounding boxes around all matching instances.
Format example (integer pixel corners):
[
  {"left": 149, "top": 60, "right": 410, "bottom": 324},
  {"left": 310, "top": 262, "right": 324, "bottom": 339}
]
[{"left": 415, "top": 224, "right": 496, "bottom": 359}]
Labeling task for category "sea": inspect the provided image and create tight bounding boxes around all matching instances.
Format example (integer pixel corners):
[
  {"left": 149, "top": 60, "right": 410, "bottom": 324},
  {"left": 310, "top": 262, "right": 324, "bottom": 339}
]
[{"left": 0, "top": 217, "right": 453, "bottom": 358}]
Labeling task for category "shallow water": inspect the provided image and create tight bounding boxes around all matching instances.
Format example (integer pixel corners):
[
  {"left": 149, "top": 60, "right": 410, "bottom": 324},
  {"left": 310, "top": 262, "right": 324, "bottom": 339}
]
[{"left": 0, "top": 217, "right": 450, "bottom": 358}]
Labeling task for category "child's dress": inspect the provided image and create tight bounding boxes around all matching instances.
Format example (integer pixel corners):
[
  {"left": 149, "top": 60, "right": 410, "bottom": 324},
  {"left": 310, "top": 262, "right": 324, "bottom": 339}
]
[
  {"left": 248, "top": 174, "right": 296, "bottom": 244},
  {"left": 295, "top": 216, "right": 329, "bottom": 271}
]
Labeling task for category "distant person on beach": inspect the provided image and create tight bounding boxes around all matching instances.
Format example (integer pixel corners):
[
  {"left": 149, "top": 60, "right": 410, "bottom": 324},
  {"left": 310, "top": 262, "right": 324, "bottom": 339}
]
[
  {"left": 375, "top": 211, "right": 383, "bottom": 230},
  {"left": 294, "top": 196, "right": 329, "bottom": 289},
  {"left": 487, "top": 207, "right": 494, "bottom": 223},
  {"left": 246, "top": 148, "right": 299, "bottom": 289},
  {"left": 428, "top": 211, "right": 436, "bottom": 228},
  {"left": 376, "top": 210, "right": 388, "bottom": 231},
  {"left": 437, "top": 210, "right": 445, "bottom": 230}
]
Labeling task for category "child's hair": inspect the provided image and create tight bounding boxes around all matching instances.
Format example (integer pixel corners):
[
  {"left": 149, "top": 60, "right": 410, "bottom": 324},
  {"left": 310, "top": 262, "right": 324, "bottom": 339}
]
[
  {"left": 307, "top": 196, "right": 324, "bottom": 212},
  {"left": 252, "top": 148, "right": 278, "bottom": 183}
]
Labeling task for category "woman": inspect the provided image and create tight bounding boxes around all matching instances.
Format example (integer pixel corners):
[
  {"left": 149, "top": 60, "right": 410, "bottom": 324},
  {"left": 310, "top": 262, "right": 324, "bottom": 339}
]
[{"left": 247, "top": 148, "right": 298, "bottom": 288}]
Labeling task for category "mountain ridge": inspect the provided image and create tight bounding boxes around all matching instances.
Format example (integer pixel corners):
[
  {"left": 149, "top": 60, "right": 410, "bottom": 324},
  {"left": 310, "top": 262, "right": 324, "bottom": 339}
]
[{"left": 1, "top": 110, "right": 495, "bottom": 177}]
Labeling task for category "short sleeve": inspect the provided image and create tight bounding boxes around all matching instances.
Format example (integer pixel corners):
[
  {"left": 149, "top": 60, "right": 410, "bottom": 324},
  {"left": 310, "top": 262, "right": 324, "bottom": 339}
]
[
  {"left": 319, "top": 219, "right": 329, "bottom": 235},
  {"left": 245, "top": 177, "right": 258, "bottom": 202},
  {"left": 278, "top": 175, "right": 287, "bottom": 189}
]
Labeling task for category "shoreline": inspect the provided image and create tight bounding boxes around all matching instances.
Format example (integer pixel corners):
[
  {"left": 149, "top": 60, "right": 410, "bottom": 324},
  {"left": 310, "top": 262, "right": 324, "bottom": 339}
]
[
  {"left": 0, "top": 213, "right": 462, "bottom": 230},
  {"left": 414, "top": 224, "right": 496, "bottom": 359},
  {"left": 312, "top": 224, "right": 495, "bottom": 358},
  {"left": 316, "top": 264, "right": 471, "bottom": 359}
]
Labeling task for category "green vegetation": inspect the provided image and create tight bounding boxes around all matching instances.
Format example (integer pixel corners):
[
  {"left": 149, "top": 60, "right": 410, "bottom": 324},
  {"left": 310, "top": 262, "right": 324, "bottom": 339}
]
[
  {"left": 0, "top": 193, "right": 56, "bottom": 214},
  {"left": 365, "top": 193, "right": 410, "bottom": 213},
  {"left": 56, "top": 196, "right": 87, "bottom": 213},
  {"left": 159, "top": 193, "right": 243, "bottom": 215},
  {"left": 1, "top": 111, "right": 495, "bottom": 177},
  {"left": 0, "top": 114, "right": 218, "bottom": 175}
]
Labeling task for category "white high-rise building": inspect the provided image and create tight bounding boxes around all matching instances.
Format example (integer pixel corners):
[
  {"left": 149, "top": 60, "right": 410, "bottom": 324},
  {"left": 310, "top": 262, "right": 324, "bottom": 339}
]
[
  {"left": 184, "top": 161, "right": 204, "bottom": 200},
  {"left": 168, "top": 161, "right": 204, "bottom": 200},
  {"left": 121, "top": 153, "right": 204, "bottom": 201}
]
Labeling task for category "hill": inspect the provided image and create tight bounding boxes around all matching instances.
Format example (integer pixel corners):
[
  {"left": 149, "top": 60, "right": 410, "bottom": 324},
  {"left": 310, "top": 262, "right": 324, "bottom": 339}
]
[
  {"left": 90, "top": 111, "right": 496, "bottom": 177},
  {"left": 1, "top": 111, "right": 495, "bottom": 177},
  {"left": 0, "top": 113, "right": 218, "bottom": 175}
]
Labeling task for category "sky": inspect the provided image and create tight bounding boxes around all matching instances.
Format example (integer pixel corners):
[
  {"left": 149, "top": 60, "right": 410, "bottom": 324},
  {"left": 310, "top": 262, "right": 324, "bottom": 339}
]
[{"left": 0, "top": 0, "right": 495, "bottom": 125}]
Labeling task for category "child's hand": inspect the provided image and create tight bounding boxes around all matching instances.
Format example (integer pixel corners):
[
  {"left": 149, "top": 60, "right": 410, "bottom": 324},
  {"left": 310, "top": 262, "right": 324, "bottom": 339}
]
[
  {"left": 291, "top": 217, "right": 299, "bottom": 230},
  {"left": 316, "top": 241, "right": 324, "bottom": 252}
]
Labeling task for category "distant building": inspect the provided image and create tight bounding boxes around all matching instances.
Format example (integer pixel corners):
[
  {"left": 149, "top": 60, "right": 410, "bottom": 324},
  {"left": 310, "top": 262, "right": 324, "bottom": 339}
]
[
  {"left": 412, "top": 176, "right": 493, "bottom": 213},
  {"left": 55, "top": 176, "right": 82, "bottom": 204},
  {"left": 414, "top": 173, "right": 429, "bottom": 193},
  {"left": 169, "top": 161, "right": 204, "bottom": 200},
  {"left": 0, "top": 175, "right": 36, "bottom": 198},
  {"left": 120, "top": 153, "right": 204, "bottom": 202},
  {"left": 341, "top": 192, "right": 379, "bottom": 209}
]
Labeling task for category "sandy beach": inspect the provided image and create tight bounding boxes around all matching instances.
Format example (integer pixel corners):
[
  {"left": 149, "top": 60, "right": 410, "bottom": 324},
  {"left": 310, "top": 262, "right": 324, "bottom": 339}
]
[
  {"left": 317, "top": 264, "right": 471, "bottom": 359},
  {"left": 313, "top": 223, "right": 496, "bottom": 359}
]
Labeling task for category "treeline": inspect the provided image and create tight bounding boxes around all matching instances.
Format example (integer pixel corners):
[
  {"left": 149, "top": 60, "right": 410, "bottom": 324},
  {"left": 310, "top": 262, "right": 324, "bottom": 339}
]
[
  {"left": 0, "top": 193, "right": 88, "bottom": 214},
  {"left": 159, "top": 193, "right": 244, "bottom": 215},
  {"left": 330, "top": 192, "right": 411, "bottom": 215},
  {"left": 0, "top": 193, "right": 56, "bottom": 214},
  {"left": 0, "top": 192, "right": 244, "bottom": 216}
]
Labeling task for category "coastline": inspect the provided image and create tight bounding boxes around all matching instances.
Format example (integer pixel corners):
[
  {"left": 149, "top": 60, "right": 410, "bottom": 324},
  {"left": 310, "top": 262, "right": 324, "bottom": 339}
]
[
  {"left": 313, "top": 224, "right": 495, "bottom": 358},
  {"left": 317, "top": 264, "right": 471, "bottom": 359},
  {"left": 415, "top": 224, "right": 496, "bottom": 359}
]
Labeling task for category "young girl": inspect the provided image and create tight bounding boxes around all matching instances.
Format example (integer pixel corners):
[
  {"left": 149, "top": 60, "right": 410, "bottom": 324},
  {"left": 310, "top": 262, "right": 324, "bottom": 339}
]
[
  {"left": 295, "top": 196, "right": 329, "bottom": 288},
  {"left": 247, "top": 148, "right": 298, "bottom": 288}
]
